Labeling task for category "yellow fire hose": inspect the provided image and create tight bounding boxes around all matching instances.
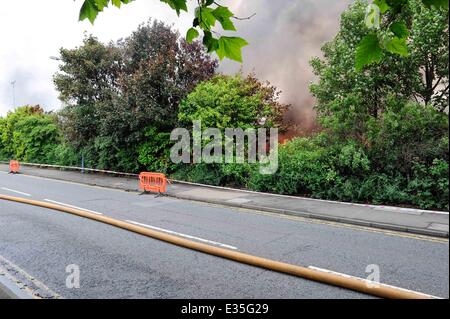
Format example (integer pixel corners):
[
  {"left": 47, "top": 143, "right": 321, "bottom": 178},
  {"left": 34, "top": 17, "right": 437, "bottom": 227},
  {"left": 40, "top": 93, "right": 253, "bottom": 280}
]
[{"left": 0, "top": 194, "right": 433, "bottom": 299}]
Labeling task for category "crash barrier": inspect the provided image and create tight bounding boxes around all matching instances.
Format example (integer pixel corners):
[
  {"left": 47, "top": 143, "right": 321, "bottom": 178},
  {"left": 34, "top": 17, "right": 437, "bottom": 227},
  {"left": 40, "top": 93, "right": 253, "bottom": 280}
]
[
  {"left": 139, "top": 172, "right": 167, "bottom": 194},
  {"left": 0, "top": 161, "right": 139, "bottom": 178},
  {"left": 0, "top": 194, "right": 437, "bottom": 299},
  {"left": 9, "top": 160, "right": 20, "bottom": 174}
]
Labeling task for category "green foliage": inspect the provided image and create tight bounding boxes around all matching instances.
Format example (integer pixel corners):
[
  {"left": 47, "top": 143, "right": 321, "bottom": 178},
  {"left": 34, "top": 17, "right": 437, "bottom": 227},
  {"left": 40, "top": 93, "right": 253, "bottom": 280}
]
[
  {"left": 366, "top": 99, "right": 449, "bottom": 175},
  {"left": 407, "top": 159, "right": 449, "bottom": 210},
  {"left": 46, "top": 143, "right": 79, "bottom": 166},
  {"left": 80, "top": 0, "right": 134, "bottom": 23},
  {"left": 245, "top": 128, "right": 448, "bottom": 209},
  {"left": 310, "top": 0, "right": 448, "bottom": 145},
  {"left": 55, "top": 21, "right": 217, "bottom": 172},
  {"left": 78, "top": 0, "right": 248, "bottom": 62},
  {"left": 216, "top": 37, "right": 249, "bottom": 63},
  {"left": 2, "top": 0, "right": 446, "bottom": 211},
  {"left": 174, "top": 73, "right": 289, "bottom": 188},
  {"left": 0, "top": 106, "right": 63, "bottom": 164},
  {"left": 355, "top": 33, "right": 383, "bottom": 70},
  {"left": 356, "top": 0, "right": 448, "bottom": 69},
  {"left": 306, "top": 1, "right": 448, "bottom": 209},
  {"left": 176, "top": 49, "right": 441, "bottom": 209},
  {"left": 179, "top": 74, "right": 288, "bottom": 130},
  {"left": 172, "top": 163, "right": 224, "bottom": 186},
  {"left": 409, "top": 0, "right": 449, "bottom": 110},
  {"left": 248, "top": 137, "right": 333, "bottom": 196},
  {"left": 138, "top": 127, "right": 176, "bottom": 174}
]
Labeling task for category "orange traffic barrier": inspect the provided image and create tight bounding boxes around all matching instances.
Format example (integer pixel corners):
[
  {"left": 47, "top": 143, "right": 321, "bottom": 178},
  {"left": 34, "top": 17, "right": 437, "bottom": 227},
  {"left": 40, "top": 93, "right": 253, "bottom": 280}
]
[
  {"left": 9, "top": 160, "right": 20, "bottom": 174},
  {"left": 139, "top": 172, "right": 167, "bottom": 194}
]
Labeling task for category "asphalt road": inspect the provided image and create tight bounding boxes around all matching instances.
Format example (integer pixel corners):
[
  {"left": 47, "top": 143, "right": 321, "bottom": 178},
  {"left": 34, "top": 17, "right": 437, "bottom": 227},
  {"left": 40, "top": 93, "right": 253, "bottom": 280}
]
[
  {"left": 0, "top": 171, "right": 448, "bottom": 299},
  {"left": 0, "top": 290, "right": 9, "bottom": 299}
]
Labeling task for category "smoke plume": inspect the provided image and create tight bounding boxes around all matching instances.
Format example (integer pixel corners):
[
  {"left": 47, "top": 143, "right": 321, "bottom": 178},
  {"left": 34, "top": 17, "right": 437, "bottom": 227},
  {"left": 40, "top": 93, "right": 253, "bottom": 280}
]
[{"left": 220, "top": 0, "right": 353, "bottom": 132}]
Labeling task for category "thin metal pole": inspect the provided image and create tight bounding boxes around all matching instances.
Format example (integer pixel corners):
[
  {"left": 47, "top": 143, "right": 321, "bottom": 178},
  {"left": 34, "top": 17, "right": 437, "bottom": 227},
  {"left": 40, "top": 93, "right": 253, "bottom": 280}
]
[{"left": 10, "top": 81, "right": 16, "bottom": 108}]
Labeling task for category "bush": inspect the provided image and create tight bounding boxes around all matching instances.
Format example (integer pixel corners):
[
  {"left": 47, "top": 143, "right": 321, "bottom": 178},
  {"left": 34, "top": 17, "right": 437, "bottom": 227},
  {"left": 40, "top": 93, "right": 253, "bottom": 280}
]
[
  {"left": 248, "top": 137, "right": 333, "bottom": 195},
  {"left": 407, "top": 159, "right": 449, "bottom": 210},
  {"left": 178, "top": 73, "right": 288, "bottom": 130},
  {"left": 138, "top": 127, "right": 176, "bottom": 174},
  {"left": 46, "top": 143, "right": 79, "bottom": 166},
  {"left": 87, "top": 136, "right": 140, "bottom": 172},
  {"left": 172, "top": 163, "right": 223, "bottom": 186},
  {"left": 367, "top": 100, "right": 449, "bottom": 175},
  {"left": 0, "top": 106, "right": 61, "bottom": 163}
]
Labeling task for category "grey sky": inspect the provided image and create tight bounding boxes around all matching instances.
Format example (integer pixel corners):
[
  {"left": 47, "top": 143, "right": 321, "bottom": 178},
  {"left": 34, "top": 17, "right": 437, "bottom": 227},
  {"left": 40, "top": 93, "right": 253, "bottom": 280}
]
[{"left": 0, "top": 0, "right": 351, "bottom": 122}]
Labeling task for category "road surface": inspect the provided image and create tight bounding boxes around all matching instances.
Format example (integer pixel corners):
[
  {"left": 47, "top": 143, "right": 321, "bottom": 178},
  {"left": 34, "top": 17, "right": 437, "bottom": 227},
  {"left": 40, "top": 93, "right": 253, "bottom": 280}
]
[{"left": 0, "top": 171, "right": 448, "bottom": 299}]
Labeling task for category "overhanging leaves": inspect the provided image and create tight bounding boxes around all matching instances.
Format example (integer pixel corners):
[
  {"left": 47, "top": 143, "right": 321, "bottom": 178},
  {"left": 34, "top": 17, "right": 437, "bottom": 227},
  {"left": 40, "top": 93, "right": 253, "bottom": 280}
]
[
  {"left": 78, "top": 0, "right": 251, "bottom": 63},
  {"left": 390, "top": 21, "right": 409, "bottom": 39},
  {"left": 216, "top": 37, "right": 249, "bottom": 62},
  {"left": 212, "top": 6, "right": 236, "bottom": 31},
  {"left": 384, "top": 36, "right": 409, "bottom": 56},
  {"left": 355, "top": 34, "right": 383, "bottom": 71},
  {"left": 186, "top": 28, "right": 200, "bottom": 43},
  {"left": 374, "top": 0, "right": 390, "bottom": 13},
  {"left": 79, "top": 0, "right": 99, "bottom": 24},
  {"left": 160, "top": 0, "right": 188, "bottom": 15}
]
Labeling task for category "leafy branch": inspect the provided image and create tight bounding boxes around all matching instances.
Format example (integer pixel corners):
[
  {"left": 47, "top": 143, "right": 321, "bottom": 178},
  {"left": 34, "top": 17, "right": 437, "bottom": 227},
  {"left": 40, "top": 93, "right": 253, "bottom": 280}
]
[
  {"left": 355, "top": 0, "right": 448, "bottom": 71},
  {"left": 79, "top": 0, "right": 249, "bottom": 62}
]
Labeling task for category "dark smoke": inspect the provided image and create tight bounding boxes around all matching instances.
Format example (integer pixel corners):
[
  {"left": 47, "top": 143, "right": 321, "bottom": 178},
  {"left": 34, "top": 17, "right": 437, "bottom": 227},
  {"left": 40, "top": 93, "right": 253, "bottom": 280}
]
[{"left": 220, "top": 0, "right": 353, "bottom": 132}]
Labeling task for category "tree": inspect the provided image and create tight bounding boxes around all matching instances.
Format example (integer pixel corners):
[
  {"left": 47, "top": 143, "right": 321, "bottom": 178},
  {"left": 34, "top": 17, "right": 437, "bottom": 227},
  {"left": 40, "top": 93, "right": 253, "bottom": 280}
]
[
  {"left": 178, "top": 73, "right": 289, "bottom": 130},
  {"left": 118, "top": 20, "right": 218, "bottom": 131},
  {"left": 77, "top": 1, "right": 448, "bottom": 69},
  {"left": 310, "top": 0, "right": 448, "bottom": 144},
  {"left": 311, "top": 1, "right": 413, "bottom": 140},
  {"left": 0, "top": 106, "right": 61, "bottom": 163},
  {"left": 78, "top": 0, "right": 249, "bottom": 62},
  {"left": 54, "top": 35, "right": 122, "bottom": 148},
  {"left": 54, "top": 20, "right": 217, "bottom": 171},
  {"left": 409, "top": 1, "right": 449, "bottom": 110}
]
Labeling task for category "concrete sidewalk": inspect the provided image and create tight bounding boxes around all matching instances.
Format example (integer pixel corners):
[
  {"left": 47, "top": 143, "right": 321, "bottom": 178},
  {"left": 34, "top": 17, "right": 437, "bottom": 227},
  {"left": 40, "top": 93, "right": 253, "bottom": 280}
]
[{"left": 0, "top": 163, "right": 448, "bottom": 238}]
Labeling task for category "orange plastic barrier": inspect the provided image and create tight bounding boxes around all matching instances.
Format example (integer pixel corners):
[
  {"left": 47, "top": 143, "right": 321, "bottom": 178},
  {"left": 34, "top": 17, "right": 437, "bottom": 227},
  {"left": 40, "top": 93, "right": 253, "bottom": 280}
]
[
  {"left": 139, "top": 172, "right": 167, "bottom": 194},
  {"left": 9, "top": 160, "right": 20, "bottom": 174}
]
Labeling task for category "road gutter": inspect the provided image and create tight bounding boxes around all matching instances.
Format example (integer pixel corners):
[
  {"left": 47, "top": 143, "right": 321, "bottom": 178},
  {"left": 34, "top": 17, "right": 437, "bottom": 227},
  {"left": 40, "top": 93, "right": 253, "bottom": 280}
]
[
  {"left": 0, "top": 272, "right": 33, "bottom": 299},
  {"left": 166, "top": 193, "right": 449, "bottom": 239}
]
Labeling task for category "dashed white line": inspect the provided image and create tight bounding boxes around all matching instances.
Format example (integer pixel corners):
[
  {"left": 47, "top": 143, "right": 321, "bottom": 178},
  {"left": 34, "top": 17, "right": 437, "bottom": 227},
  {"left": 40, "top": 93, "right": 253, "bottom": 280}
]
[
  {"left": 125, "top": 220, "right": 238, "bottom": 250},
  {"left": 308, "top": 266, "right": 442, "bottom": 299},
  {"left": 44, "top": 199, "right": 103, "bottom": 215},
  {"left": 0, "top": 187, "right": 31, "bottom": 197}
]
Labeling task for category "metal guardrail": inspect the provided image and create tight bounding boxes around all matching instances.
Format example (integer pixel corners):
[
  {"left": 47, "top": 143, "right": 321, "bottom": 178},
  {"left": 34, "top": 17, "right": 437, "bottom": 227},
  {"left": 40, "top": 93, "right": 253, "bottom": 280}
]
[{"left": 0, "top": 161, "right": 139, "bottom": 178}]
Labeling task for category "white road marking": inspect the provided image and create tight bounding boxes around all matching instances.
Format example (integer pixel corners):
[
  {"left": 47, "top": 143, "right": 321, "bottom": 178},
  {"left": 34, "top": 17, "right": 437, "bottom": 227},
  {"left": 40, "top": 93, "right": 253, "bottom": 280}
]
[
  {"left": 125, "top": 220, "right": 238, "bottom": 250},
  {"left": 0, "top": 187, "right": 31, "bottom": 197},
  {"left": 308, "top": 266, "right": 443, "bottom": 299},
  {"left": 44, "top": 199, "right": 103, "bottom": 215}
]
